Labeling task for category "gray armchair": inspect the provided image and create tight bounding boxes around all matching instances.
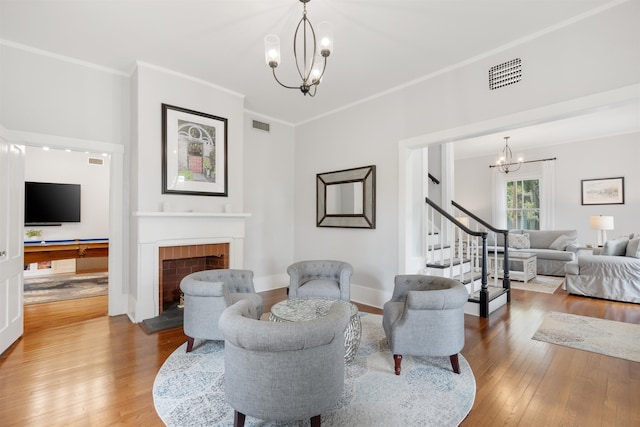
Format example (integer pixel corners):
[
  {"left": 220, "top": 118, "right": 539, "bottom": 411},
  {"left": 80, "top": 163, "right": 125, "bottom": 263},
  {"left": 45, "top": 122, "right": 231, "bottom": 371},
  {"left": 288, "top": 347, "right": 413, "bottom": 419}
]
[
  {"left": 219, "top": 299, "right": 350, "bottom": 427},
  {"left": 382, "top": 275, "right": 468, "bottom": 375},
  {"left": 287, "top": 260, "right": 353, "bottom": 301},
  {"left": 180, "top": 269, "right": 262, "bottom": 353}
]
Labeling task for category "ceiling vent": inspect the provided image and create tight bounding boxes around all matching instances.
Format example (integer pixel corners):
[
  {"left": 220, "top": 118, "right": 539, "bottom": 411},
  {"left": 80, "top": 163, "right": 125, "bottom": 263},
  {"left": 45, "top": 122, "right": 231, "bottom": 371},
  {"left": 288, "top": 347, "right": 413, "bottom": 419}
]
[
  {"left": 88, "top": 157, "right": 104, "bottom": 166},
  {"left": 489, "top": 58, "right": 522, "bottom": 90},
  {"left": 252, "top": 119, "right": 270, "bottom": 133}
]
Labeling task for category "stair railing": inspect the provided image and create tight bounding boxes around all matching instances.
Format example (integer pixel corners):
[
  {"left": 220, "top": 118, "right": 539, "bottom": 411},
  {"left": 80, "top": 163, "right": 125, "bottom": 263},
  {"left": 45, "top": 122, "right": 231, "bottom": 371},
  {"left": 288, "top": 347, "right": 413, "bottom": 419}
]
[
  {"left": 425, "top": 197, "right": 491, "bottom": 317},
  {"left": 452, "top": 200, "right": 511, "bottom": 303}
]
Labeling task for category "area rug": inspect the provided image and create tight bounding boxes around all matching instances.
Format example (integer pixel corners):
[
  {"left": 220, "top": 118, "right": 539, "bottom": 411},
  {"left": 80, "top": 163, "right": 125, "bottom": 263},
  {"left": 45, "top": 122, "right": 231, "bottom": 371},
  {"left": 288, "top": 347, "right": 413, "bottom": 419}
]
[
  {"left": 153, "top": 313, "right": 476, "bottom": 426},
  {"left": 509, "top": 275, "right": 563, "bottom": 294},
  {"left": 532, "top": 311, "right": 640, "bottom": 362},
  {"left": 23, "top": 272, "right": 108, "bottom": 305}
]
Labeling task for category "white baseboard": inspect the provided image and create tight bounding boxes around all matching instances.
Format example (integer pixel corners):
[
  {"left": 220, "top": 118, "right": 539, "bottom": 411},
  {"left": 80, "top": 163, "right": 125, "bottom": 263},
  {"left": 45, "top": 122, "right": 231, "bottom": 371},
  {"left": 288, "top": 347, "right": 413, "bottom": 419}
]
[
  {"left": 253, "top": 273, "right": 288, "bottom": 293},
  {"left": 252, "top": 276, "right": 390, "bottom": 310}
]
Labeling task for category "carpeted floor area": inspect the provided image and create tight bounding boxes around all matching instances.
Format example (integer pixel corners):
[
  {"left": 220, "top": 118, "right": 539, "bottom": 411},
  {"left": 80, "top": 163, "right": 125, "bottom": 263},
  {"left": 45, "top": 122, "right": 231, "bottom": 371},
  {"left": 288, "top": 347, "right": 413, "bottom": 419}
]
[
  {"left": 23, "top": 272, "right": 109, "bottom": 305},
  {"left": 153, "top": 313, "right": 476, "bottom": 426},
  {"left": 532, "top": 311, "right": 640, "bottom": 362}
]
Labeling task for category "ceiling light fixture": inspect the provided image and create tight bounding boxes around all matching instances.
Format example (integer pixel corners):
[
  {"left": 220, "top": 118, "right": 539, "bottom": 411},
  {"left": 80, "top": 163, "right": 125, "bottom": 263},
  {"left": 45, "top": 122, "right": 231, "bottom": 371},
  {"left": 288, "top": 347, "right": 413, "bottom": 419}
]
[
  {"left": 264, "top": 0, "right": 333, "bottom": 97},
  {"left": 494, "top": 136, "right": 524, "bottom": 174}
]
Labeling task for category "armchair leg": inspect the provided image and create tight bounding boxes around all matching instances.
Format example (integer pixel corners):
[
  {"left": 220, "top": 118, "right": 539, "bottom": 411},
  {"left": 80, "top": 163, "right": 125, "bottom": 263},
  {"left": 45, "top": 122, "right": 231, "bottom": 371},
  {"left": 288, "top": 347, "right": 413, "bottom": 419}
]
[
  {"left": 310, "top": 414, "right": 321, "bottom": 427},
  {"left": 450, "top": 354, "right": 461, "bottom": 374},
  {"left": 234, "top": 410, "right": 246, "bottom": 427},
  {"left": 186, "top": 336, "right": 195, "bottom": 353},
  {"left": 393, "top": 354, "right": 403, "bottom": 375}
]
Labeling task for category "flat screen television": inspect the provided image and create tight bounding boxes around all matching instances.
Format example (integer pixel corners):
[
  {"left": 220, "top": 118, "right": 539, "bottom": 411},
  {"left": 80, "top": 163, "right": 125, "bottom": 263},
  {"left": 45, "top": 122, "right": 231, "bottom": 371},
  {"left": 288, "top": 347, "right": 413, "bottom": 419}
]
[{"left": 25, "top": 181, "right": 81, "bottom": 225}]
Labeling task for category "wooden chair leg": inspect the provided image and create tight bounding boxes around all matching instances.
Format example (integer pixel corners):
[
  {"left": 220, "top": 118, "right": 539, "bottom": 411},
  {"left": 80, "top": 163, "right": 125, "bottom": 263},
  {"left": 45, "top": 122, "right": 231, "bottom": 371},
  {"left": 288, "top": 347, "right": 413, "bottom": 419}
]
[
  {"left": 310, "top": 414, "right": 321, "bottom": 427},
  {"left": 234, "top": 410, "right": 246, "bottom": 427},
  {"left": 186, "top": 336, "right": 195, "bottom": 353},
  {"left": 393, "top": 354, "right": 403, "bottom": 375},
  {"left": 450, "top": 353, "right": 461, "bottom": 374}
]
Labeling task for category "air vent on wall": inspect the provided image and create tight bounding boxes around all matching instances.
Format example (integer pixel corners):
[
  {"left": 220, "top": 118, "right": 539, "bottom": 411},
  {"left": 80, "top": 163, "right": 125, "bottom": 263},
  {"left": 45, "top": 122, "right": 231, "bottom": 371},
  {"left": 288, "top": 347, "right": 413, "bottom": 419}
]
[
  {"left": 88, "top": 157, "right": 104, "bottom": 166},
  {"left": 489, "top": 58, "right": 522, "bottom": 90},
  {"left": 252, "top": 119, "right": 271, "bottom": 133}
]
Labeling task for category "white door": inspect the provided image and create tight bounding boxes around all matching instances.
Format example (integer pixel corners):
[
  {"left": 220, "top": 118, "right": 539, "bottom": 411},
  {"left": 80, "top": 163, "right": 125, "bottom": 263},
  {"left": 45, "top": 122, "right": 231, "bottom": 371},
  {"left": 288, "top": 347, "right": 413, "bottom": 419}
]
[{"left": 0, "top": 138, "right": 25, "bottom": 354}]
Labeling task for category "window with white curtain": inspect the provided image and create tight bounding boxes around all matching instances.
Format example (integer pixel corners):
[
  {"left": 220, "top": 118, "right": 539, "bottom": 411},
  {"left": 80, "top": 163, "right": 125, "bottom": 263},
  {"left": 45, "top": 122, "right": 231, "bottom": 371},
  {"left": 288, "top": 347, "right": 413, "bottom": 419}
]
[
  {"left": 492, "top": 160, "right": 555, "bottom": 230},
  {"left": 506, "top": 178, "right": 540, "bottom": 229}
]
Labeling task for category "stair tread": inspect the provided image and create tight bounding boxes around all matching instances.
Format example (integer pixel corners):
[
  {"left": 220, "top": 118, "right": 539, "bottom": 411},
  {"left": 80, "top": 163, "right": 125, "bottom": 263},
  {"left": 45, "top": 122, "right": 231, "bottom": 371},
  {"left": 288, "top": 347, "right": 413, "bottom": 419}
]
[
  {"left": 467, "top": 286, "right": 509, "bottom": 303},
  {"left": 426, "top": 257, "right": 470, "bottom": 268},
  {"left": 454, "top": 271, "right": 483, "bottom": 285}
]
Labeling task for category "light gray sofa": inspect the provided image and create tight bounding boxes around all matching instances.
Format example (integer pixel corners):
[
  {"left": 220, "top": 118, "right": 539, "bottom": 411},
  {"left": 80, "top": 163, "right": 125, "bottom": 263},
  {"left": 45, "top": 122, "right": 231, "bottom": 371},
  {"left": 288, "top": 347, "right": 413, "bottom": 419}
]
[
  {"left": 565, "top": 234, "right": 640, "bottom": 303},
  {"left": 219, "top": 299, "right": 350, "bottom": 426},
  {"left": 487, "top": 229, "right": 579, "bottom": 276}
]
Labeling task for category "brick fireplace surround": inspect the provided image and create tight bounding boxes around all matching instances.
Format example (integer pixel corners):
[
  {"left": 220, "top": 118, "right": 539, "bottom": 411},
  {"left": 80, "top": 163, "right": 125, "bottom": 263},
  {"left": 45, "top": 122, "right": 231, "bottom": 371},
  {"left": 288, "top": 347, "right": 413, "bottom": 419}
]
[{"left": 158, "top": 243, "right": 229, "bottom": 313}]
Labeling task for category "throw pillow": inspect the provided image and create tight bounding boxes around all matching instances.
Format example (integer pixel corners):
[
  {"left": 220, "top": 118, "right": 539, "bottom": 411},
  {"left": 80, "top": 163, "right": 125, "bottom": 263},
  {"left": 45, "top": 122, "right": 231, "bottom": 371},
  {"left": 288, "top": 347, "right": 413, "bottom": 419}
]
[
  {"left": 509, "top": 233, "right": 530, "bottom": 249},
  {"left": 626, "top": 237, "right": 640, "bottom": 258},
  {"left": 601, "top": 236, "right": 630, "bottom": 256},
  {"left": 549, "top": 234, "right": 576, "bottom": 251}
]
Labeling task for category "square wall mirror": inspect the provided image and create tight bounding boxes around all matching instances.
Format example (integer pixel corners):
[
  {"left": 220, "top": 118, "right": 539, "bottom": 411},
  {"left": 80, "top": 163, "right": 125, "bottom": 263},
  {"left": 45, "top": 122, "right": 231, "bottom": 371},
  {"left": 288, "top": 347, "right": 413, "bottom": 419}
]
[{"left": 317, "top": 165, "right": 376, "bottom": 228}]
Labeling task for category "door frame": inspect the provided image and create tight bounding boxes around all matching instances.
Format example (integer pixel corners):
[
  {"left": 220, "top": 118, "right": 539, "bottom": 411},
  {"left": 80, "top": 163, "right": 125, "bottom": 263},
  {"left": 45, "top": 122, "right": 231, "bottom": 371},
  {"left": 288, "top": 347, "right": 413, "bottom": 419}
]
[{"left": 3, "top": 127, "right": 127, "bottom": 316}]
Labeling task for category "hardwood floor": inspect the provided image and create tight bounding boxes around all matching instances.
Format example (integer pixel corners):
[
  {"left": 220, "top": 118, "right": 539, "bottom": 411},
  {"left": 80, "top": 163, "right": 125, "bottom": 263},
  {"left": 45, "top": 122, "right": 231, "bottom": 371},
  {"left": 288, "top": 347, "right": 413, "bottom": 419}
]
[{"left": 1, "top": 288, "right": 638, "bottom": 426}]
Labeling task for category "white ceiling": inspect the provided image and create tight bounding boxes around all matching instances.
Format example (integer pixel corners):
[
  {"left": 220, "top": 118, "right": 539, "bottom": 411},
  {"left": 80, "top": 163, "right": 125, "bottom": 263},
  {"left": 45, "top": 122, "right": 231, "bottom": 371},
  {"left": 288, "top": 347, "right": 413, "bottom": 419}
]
[{"left": 1, "top": 0, "right": 638, "bottom": 150}]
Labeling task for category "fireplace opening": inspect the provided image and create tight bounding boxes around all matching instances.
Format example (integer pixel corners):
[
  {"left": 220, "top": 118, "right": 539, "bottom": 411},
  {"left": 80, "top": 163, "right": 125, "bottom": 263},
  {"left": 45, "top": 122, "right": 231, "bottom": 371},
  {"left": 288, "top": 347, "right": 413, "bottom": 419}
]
[{"left": 158, "top": 243, "right": 229, "bottom": 313}]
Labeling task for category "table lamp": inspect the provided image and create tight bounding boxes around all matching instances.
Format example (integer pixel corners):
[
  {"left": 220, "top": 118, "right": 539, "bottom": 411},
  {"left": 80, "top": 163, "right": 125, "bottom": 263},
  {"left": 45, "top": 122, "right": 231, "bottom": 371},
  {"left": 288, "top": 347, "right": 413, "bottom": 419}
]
[{"left": 589, "top": 215, "right": 614, "bottom": 247}]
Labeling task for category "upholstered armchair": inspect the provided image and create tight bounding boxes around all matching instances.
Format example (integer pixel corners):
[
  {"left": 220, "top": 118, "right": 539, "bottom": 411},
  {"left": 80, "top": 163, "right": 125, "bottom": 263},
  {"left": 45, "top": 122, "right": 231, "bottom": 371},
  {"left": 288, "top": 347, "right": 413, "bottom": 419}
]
[
  {"left": 382, "top": 275, "right": 468, "bottom": 375},
  {"left": 179, "top": 269, "right": 262, "bottom": 353},
  {"left": 219, "top": 299, "right": 350, "bottom": 427},
  {"left": 287, "top": 260, "right": 353, "bottom": 301}
]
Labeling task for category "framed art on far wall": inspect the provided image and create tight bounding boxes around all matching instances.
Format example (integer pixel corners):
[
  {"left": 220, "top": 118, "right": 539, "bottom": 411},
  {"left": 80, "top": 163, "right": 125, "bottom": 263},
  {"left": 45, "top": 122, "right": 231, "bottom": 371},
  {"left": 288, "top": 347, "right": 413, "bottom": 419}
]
[
  {"left": 581, "top": 177, "right": 624, "bottom": 205},
  {"left": 162, "top": 104, "right": 228, "bottom": 196}
]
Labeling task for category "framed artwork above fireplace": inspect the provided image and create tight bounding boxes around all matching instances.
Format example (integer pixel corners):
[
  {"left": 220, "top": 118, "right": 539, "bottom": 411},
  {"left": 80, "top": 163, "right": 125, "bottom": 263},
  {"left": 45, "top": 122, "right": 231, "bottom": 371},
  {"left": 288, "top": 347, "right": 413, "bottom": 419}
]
[{"left": 162, "top": 104, "right": 228, "bottom": 197}]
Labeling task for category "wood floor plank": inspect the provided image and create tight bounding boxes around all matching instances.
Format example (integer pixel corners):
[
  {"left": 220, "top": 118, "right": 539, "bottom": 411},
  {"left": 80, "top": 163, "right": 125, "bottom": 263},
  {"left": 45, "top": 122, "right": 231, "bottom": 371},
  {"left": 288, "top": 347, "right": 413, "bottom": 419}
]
[{"left": 1, "top": 287, "right": 639, "bottom": 426}]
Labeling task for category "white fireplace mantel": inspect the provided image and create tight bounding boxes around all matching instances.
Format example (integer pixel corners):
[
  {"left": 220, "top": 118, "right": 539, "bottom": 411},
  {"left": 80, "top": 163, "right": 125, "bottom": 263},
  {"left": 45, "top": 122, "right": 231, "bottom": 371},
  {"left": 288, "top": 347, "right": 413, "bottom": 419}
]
[{"left": 130, "top": 211, "right": 251, "bottom": 322}]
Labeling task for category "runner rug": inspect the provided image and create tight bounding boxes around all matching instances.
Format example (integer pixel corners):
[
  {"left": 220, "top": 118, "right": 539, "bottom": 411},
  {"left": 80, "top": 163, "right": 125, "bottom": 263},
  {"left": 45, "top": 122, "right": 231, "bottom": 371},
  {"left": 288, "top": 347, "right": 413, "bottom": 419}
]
[
  {"left": 509, "top": 275, "right": 563, "bottom": 294},
  {"left": 23, "top": 272, "right": 108, "bottom": 305},
  {"left": 532, "top": 311, "right": 640, "bottom": 362},
  {"left": 153, "top": 313, "right": 476, "bottom": 426}
]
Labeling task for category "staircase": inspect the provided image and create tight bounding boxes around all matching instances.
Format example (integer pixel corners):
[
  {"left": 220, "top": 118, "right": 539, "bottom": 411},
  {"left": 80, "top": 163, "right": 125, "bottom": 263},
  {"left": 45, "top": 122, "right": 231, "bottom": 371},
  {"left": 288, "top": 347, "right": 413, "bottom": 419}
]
[{"left": 423, "top": 197, "right": 511, "bottom": 318}]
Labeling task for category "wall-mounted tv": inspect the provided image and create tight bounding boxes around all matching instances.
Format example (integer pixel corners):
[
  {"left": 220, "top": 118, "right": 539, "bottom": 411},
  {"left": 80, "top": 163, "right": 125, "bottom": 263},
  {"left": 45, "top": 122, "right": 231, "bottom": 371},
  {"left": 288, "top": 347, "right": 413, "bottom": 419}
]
[{"left": 25, "top": 182, "right": 81, "bottom": 225}]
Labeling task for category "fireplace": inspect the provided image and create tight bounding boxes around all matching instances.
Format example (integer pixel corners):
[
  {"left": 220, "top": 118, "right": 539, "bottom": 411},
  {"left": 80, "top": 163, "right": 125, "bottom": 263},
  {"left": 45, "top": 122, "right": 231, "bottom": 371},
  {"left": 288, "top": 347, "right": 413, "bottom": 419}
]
[
  {"left": 132, "top": 211, "right": 249, "bottom": 323},
  {"left": 158, "top": 243, "right": 229, "bottom": 312}
]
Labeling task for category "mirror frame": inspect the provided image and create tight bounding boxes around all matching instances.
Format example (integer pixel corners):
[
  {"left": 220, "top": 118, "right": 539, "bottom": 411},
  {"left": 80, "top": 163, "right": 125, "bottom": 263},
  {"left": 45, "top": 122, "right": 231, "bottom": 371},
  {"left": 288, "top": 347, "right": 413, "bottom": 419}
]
[{"left": 317, "top": 165, "right": 376, "bottom": 229}]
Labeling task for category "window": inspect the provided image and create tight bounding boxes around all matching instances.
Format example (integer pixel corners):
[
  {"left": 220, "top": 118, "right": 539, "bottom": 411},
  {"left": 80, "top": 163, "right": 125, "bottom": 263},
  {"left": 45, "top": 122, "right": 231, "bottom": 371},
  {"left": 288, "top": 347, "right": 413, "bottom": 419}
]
[{"left": 506, "top": 179, "right": 540, "bottom": 230}]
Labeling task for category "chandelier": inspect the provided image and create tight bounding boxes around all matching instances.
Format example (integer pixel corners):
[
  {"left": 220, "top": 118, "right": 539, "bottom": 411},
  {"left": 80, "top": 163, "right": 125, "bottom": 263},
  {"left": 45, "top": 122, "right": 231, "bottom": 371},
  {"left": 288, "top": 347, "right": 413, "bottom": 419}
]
[
  {"left": 264, "top": 0, "right": 333, "bottom": 96},
  {"left": 495, "top": 136, "right": 524, "bottom": 174}
]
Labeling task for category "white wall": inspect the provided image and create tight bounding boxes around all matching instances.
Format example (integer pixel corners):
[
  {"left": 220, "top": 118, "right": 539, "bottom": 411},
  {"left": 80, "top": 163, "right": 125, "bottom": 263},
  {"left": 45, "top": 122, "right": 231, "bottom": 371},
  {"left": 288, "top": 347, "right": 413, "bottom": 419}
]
[
  {"left": 0, "top": 43, "right": 130, "bottom": 144},
  {"left": 243, "top": 114, "right": 295, "bottom": 290},
  {"left": 132, "top": 63, "right": 245, "bottom": 213},
  {"left": 455, "top": 134, "right": 639, "bottom": 245},
  {"left": 24, "top": 146, "right": 110, "bottom": 240},
  {"left": 293, "top": 2, "right": 640, "bottom": 304}
]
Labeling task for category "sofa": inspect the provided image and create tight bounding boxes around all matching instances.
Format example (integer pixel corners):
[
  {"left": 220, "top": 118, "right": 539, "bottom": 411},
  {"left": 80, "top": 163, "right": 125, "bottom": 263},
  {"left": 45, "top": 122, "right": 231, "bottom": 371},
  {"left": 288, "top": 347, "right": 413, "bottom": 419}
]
[
  {"left": 565, "top": 234, "right": 640, "bottom": 303},
  {"left": 487, "top": 229, "right": 579, "bottom": 276}
]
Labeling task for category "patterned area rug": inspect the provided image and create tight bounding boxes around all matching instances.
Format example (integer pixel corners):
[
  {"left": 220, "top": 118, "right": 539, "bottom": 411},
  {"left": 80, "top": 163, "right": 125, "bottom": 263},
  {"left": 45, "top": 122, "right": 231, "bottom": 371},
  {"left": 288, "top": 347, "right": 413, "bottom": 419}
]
[
  {"left": 532, "top": 311, "right": 640, "bottom": 362},
  {"left": 23, "top": 272, "right": 108, "bottom": 305},
  {"left": 509, "top": 275, "right": 563, "bottom": 294},
  {"left": 153, "top": 313, "right": 476, "bottom": 426}
]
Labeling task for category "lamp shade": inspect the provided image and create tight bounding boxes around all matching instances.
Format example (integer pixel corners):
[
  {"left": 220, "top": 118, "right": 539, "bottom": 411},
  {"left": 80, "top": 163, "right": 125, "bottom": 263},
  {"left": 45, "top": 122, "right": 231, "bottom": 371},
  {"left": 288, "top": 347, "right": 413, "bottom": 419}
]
[{"left": 589, "top": 216, "right": 614, "bottom": 230}]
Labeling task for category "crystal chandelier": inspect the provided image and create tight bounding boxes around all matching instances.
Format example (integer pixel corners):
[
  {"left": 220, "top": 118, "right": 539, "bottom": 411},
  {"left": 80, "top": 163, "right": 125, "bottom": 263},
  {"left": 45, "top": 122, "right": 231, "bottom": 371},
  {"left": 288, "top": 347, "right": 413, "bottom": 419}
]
[
  {"left": 495, "top": 136, "right": 524, "bottom": 174},
  {"left": 264, "top": 0, "right": 333, "bottom": 96}
]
